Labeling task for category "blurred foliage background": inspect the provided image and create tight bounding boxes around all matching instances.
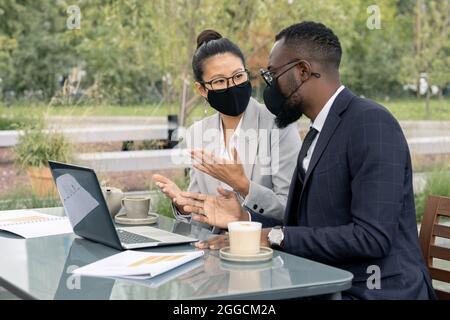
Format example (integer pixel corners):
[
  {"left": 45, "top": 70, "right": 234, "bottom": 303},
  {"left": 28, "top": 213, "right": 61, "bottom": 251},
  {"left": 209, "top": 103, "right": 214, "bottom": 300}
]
[{"left": 0, "top": 0, "right": 449, "bottom": 109}]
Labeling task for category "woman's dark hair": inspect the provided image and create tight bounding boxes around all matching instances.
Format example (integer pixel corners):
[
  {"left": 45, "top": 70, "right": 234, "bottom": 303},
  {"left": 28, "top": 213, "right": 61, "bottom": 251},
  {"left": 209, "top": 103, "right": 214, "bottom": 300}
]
[{"left": 192, "top": 29, "right": 245, "bottom": 82}]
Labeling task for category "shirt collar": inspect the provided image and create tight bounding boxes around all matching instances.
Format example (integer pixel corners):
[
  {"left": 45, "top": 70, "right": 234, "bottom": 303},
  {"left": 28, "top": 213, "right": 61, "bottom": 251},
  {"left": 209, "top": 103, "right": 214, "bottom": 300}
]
[
  {"left": 219, "top": 116, "right": 243, "bottom": 148},
  {"left": 311, "top": 85, "right": 345, "bottom": 133},
  {"left": 219, "top": 116, "right": 243, "bottom": 135}
]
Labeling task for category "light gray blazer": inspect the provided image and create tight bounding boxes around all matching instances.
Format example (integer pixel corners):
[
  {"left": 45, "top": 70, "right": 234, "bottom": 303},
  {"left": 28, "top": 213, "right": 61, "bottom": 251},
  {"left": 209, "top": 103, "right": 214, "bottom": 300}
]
[{"left": 174, "top": 97, "right": 300, "bottom": 224}]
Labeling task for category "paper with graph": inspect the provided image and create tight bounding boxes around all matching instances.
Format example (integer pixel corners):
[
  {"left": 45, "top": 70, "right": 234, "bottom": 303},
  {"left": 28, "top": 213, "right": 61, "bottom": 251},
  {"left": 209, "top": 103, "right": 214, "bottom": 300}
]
[
  {"left": 0, "top": 209, "right": 73, "bottom": 238},
  {"left": 71, "top": 250, "right": 204, "bottom": 279}
]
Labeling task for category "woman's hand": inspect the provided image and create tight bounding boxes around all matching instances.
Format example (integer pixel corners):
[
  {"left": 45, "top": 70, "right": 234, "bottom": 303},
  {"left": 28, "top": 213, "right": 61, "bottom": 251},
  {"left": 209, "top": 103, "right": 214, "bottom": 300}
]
[
  {"left": 152, "top": 174, "right": 188, "bottom": 214},
  {"left": 153, "top": 174, "right": 181, "bottom": 199},
  {"left": 190, "top": 148, "right": 250, "bottom": 197},
  {"left": 174, "top": 187, "right": 248, "bottom": 229}
]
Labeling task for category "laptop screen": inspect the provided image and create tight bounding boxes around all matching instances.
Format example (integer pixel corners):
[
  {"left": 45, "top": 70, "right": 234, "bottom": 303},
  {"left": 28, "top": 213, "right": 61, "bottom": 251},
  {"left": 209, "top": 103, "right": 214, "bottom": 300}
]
[{"left": 48, "top": 161, "right": 122, "bottom": 249}]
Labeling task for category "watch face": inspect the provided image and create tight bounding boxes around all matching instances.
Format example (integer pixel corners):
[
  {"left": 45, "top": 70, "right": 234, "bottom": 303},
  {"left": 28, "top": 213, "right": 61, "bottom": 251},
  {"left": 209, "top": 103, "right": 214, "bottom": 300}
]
[{"left": 269, "top": 228, "right": 283, "bottom": 245}]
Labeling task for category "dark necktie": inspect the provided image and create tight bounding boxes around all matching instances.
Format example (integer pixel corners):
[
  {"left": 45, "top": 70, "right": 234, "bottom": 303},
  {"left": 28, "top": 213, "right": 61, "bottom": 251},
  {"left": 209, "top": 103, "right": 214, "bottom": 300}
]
[{"left": 297, "top": 127, "right": 319, "bottom": 184}]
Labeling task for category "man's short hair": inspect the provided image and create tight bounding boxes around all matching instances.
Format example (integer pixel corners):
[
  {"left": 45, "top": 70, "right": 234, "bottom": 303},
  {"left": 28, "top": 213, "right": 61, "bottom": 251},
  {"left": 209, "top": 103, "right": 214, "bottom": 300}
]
[{"left": 276, "top": 21, "right": 342, "bottom": 70}]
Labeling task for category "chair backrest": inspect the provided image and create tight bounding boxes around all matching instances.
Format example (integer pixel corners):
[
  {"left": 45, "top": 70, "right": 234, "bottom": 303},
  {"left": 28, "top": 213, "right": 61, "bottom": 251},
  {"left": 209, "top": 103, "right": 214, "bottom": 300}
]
[{"left": 418, "top": 195, "right": 450, "bottom": 300}]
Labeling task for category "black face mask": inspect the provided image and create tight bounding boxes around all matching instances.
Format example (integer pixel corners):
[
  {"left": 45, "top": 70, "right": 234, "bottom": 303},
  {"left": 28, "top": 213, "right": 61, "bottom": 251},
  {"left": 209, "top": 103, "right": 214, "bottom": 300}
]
[
  {"left": 207, "top": 81, "right": 252, "bottom": 116},
  {"left": 263, "top": 80, "right": 304, "bottom": 128}
]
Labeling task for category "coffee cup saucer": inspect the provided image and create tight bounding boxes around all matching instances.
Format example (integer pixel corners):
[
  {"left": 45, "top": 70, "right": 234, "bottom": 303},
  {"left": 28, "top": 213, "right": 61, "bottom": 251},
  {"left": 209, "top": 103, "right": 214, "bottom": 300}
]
[
  {"left": 219, "top": 246, "right": 273, "bottom": 263},
  {"left": 114, "top": 208, "right": 158, "bottom": 225}
]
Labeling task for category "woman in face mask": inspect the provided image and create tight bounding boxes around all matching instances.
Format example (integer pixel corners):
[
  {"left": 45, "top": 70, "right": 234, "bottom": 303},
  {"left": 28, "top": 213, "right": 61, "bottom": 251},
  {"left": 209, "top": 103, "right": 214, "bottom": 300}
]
[{"left": 153, "top": 29, "right": 300, "bottom": 231}]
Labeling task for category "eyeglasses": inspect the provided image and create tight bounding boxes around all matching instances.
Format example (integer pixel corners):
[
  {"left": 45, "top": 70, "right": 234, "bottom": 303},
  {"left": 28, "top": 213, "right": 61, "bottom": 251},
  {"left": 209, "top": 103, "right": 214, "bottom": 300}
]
[
  {"left": 200, "top": 69, "right": 250, "bottom": 92},
  {"left": 260, "top": 59, "right": 320, "bottom": 86}
]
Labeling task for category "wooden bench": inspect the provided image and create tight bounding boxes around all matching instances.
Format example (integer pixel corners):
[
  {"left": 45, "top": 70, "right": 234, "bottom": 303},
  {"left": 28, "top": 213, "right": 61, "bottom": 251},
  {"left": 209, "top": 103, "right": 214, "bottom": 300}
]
[
  {"left": 76, "top": 148, "right": 190, "bottom": 172},
  {"left": 0, "top": 125, "right": 170, "bottom": 147}
]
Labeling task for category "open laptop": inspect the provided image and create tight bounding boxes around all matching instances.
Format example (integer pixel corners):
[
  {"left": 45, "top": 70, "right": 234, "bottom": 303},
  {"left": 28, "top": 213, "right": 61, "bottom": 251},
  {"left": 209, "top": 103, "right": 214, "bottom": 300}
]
[{"left": 48, "top": 160, "right": 198, "bottom": 250}]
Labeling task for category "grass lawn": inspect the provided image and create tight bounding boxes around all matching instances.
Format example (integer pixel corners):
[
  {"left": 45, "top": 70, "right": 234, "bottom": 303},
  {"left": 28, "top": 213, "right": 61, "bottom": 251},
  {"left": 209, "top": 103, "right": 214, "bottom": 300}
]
[
  {"left": 1, "top": 98, "right": 449, "bottom": 122},
  {"left": 383, "top": 98, "right": 450, "bottom": 120},
  {"left": 0, "top": 103, "right": 214, "bottom": 120}
]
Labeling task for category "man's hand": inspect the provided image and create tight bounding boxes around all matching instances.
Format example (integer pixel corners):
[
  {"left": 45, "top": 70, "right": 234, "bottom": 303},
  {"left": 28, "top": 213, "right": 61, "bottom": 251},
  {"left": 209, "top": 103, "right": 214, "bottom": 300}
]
[
  {"left": 195, "top": 228, "right": 271, "bottom": 250},
  {"left": 174, "top": 187, "right": 248, "bottom": 229},
  {"left": 190, "top": 149, "right": 250, "bottom": 196},
  {"left": 261, "top": 228, "right": 270, "bottom": 247},
  {"left": 195, "top": 234, "right": 229, "bottom": 250}
]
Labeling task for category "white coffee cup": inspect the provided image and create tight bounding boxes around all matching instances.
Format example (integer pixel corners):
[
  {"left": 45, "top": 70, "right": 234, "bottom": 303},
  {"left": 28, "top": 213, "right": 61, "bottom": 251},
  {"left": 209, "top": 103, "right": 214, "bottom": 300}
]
[
  {"left": 121, "top": 197, "right": 151, "bottom": 219},
  {"left": 228, "top": 221, "right": 262, "bottom": 255}
]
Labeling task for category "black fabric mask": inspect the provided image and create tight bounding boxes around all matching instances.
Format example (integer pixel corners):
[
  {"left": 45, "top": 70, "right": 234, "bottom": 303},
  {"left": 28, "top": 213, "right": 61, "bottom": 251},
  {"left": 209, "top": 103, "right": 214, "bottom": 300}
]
[
  {"left": 263, "top": 81, "right": 303, "bottom": 128},
  {"left": 207, "top": 81, "right": 252, "bottom": 116}
]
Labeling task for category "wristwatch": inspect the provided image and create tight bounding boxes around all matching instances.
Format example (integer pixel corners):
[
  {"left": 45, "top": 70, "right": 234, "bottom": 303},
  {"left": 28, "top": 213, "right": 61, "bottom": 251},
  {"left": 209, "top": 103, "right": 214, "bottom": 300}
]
[{"left": 268, "top": 226, "right": 284, "bottom": 248}]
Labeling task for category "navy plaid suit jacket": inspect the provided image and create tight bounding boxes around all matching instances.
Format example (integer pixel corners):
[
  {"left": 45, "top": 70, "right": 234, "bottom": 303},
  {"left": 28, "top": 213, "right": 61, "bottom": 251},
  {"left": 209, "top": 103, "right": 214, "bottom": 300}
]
[{"left": 250, "top": 88, "right": 436, "bottom": 299}]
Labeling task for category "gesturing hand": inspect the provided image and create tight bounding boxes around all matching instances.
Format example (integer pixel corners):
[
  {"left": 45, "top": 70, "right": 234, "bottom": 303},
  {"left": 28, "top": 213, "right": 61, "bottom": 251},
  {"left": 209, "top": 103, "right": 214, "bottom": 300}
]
[
  {"left": 190, "top": 149, "right": 250, "bottom": 196},
  {"left": 153, "top": 174, "right": 181, "bottom": 199},
  {"left": 195, "top": 234, "right": 230, "bottom": 250},
  {"left": 153, "top": 174, "right": 188, "bottom": 214},
  {"left": 194, "top": 228, "right": 271, "bottom": 250},
  {"left": 174, "top": 187, "right": 249, "bottom": 229}
]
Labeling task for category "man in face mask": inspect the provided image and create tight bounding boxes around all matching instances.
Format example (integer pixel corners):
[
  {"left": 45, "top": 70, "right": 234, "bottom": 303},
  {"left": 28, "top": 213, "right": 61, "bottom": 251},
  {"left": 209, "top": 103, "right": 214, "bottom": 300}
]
[
  {"left": 181, "top": 21, "right": 436, "bottom": 300},
  {"left": 261, "top": 32, "right": 327, "bottom": 129}
]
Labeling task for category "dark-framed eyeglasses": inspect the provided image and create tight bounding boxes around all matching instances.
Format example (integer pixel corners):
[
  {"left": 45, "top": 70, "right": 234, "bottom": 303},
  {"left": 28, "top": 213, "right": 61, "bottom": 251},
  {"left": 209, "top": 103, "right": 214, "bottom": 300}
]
[
  {"left": 200, "top": 69, "right": 250, "bottom": 92},
  {"left": 260, "top": 59, "right": 320, "bottom": 86}
]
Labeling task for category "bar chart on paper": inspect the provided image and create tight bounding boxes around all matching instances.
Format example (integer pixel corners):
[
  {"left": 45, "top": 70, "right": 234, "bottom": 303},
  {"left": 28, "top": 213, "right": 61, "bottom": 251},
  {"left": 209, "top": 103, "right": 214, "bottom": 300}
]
[{"left": 0, "top": 210, "right": 73, "bottom": 238}]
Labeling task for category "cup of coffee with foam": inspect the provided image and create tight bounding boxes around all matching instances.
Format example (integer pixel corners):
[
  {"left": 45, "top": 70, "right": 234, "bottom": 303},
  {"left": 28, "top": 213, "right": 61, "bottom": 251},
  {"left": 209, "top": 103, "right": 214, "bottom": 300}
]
[{"left": 228, "top": 221, "right": 262, "bottom": 255}]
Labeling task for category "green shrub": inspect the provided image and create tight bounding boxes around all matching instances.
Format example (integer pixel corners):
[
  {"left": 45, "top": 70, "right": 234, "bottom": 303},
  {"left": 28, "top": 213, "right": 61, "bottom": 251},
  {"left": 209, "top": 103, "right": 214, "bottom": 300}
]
[
  {"left": 0, "top": 117, "right": 16, "bottom": 130},
  {"left": 14, "top": 119, "right": 74, "bottom": 170},
  {"left": 0, "top": 114, "right": 34, "bottom": 130},
  {"left": 415, "top": 168, "right": 450, "bottom": 222},
  {"left": 0, "top": 187, "right": 61, "bottom": 211}
]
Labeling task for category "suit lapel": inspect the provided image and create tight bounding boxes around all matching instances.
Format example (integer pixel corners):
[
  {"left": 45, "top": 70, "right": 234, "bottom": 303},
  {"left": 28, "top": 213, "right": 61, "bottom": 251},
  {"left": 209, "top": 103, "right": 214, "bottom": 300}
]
[
  {"left": 236, "top": 98, "right": 259, "bottom": 179},
  {"left": 301, "top": 88, "right": 354, "bottom": 197},
  {"left": 283, "top": 112, "right": 342, "bottom": 226},
  {"left": 199, "top": 114, "right": 221, "bottom": 194},
  {"left": 302, "top": 112, "right": 341, "bottom": 187},
  {"left": 285, "top": 88, "right": 355, "bottom": 221},
  {"left": 283, "top": 166, "right": 301, "bottom": 225}
]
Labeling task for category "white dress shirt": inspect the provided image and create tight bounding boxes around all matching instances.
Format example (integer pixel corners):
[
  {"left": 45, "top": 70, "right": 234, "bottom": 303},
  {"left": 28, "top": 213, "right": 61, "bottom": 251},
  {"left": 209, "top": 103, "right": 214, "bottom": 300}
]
[
  {"left": 302, "top": 85, "right": 345, "bottom": 173},
  {"left": 218, "top": 116, "right": 243, "bottom": 190}
]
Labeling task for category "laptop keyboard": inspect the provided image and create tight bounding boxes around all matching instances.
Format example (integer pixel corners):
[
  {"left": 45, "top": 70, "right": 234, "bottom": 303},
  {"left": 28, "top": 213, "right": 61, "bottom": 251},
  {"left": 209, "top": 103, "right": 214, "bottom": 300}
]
[{"left": 117, "top": 229, "right": 160, "bottom": 244}]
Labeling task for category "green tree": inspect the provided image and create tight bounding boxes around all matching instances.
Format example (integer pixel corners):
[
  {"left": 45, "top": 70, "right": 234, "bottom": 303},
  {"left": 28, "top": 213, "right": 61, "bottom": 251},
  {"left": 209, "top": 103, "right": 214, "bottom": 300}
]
[
  {"left": 0, "top": 0, "right": 77, "bottom": 99},
  {"left": 0, "top": 0, "right": 448, "bottom": 112},
  {"left": 401, "top": 0, "right": 450, "bottom": 115}
]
